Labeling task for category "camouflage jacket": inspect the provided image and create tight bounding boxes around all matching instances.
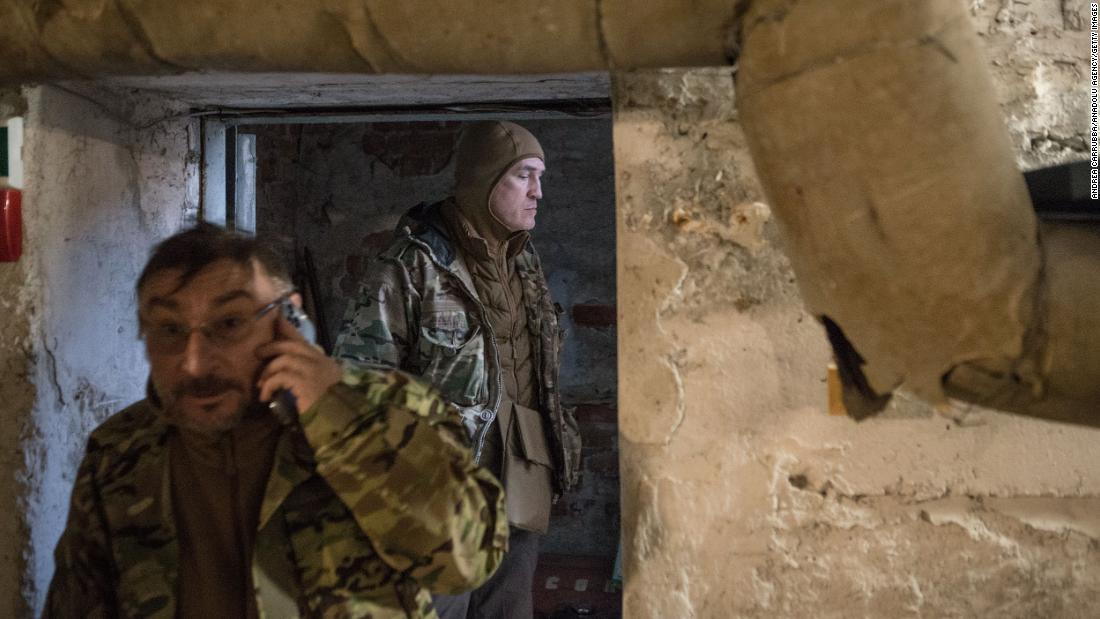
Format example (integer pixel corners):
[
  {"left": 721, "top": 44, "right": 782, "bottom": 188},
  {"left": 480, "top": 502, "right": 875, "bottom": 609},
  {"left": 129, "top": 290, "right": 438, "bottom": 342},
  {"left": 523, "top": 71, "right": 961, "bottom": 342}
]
[
  {"left": 334, "top": 201, "right": 581, "bottom": 494},
  {"left": 44, "top": 368, "right": 508, "bottom": 618}
]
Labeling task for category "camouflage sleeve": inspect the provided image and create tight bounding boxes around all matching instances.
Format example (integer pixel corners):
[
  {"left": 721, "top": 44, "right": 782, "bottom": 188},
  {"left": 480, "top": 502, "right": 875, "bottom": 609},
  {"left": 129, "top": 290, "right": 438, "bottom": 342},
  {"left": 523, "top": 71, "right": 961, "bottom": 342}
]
[
  {"left": 43, "top": 444, "right": 118, "bottom": 618},
  {"left": 333, "top": 258, "right": 418, "bottom": 371},
  {"left": 299, "top": 367, "right": 508, "bottom": 594}
]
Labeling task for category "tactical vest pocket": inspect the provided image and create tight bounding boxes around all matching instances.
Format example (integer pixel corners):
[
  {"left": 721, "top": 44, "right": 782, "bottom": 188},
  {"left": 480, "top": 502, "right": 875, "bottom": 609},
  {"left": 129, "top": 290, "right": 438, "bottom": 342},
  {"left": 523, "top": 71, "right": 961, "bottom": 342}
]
[
  {"left": 417, "top": 310, "right": 486, "bottom": 406},
  {"left": 511, "top": 402, "right": 553, "bottom": 467},
  {"left": 419, "top": 310, "right": 476, "bottom": 349},
  {"left": 502, "top": 403, "right": 554, "bottom": 533}
]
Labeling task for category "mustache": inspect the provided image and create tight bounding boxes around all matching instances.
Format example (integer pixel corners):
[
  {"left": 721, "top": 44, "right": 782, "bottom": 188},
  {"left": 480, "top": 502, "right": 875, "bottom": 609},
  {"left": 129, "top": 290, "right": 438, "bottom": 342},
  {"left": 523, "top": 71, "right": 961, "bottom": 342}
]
[{"left": 173, "top": 375, "right": 246, "bottom": 399}]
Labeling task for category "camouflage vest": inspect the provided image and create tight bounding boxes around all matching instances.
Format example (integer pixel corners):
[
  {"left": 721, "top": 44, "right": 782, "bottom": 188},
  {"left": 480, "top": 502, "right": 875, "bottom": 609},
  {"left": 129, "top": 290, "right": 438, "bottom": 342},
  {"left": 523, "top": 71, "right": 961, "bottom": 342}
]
[
  {"left": 45, "top": 369, "right": 508, "bottom": 618},
  {"left": 334, "top": 201, "right": 582, "bottom": 494}
]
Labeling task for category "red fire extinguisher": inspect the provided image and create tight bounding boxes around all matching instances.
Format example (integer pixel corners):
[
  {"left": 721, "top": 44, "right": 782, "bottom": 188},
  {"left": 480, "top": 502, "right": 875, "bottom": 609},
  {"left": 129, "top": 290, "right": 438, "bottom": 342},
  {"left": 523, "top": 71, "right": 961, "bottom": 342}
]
[
  {"left": 1, "top": 117, "right": 21, "bottom": 262},
  {"left": 0, "top": 187, "right": 20, "bottom": 262}
]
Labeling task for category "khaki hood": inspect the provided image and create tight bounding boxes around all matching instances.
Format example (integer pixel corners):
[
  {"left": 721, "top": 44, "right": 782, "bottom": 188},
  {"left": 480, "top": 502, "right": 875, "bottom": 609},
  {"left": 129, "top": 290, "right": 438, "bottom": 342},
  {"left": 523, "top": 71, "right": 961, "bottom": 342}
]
[{"left": 454, "top": 121, "right": 544, "bottom": 247}]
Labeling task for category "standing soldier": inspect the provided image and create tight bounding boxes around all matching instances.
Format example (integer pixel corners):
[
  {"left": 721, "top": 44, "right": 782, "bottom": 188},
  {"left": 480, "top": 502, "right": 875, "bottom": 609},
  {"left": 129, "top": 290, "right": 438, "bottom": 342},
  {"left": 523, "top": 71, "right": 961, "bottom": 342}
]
[
  {"left": 335, "top": 121, "right": 582, "bottom": 618},
  {"left": 46, "top": 224, "right": 507, "bottom": 618}
]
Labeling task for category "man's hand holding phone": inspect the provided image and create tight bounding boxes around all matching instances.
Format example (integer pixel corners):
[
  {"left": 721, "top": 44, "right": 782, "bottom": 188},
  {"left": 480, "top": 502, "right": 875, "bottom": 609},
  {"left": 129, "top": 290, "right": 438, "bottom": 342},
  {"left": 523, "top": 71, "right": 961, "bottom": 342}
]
[{"left": 256, "top": 312, "right": 343, "bottom": 415}]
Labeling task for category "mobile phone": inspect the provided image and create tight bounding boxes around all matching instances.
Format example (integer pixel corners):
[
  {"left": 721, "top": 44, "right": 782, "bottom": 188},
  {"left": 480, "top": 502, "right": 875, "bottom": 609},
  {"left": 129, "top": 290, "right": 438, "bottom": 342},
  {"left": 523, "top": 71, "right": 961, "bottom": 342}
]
[{"left": 268, "top": 298, "right": 318, "bottom": 425}]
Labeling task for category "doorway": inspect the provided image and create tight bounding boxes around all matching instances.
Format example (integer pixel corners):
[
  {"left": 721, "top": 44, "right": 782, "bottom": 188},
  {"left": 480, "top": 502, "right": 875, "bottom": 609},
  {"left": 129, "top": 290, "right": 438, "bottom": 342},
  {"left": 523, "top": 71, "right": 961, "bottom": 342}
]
[{"left": 201, "top": 99, "right": 621, "bottom": 618}]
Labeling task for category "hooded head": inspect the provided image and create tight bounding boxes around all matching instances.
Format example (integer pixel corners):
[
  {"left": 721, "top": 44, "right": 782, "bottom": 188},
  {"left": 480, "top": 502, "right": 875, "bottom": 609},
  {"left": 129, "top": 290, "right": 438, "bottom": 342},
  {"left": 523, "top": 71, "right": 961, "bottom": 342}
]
[{"left": 453, "top": 121, "right": 545, "bottom": 245}]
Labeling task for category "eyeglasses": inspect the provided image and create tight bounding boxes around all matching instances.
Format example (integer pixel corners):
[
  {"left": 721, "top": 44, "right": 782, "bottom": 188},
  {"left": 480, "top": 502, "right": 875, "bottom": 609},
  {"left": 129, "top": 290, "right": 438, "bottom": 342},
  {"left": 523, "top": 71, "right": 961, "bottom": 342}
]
[{"left": 141, "top": 292, "right": 291, "bottom": 355}]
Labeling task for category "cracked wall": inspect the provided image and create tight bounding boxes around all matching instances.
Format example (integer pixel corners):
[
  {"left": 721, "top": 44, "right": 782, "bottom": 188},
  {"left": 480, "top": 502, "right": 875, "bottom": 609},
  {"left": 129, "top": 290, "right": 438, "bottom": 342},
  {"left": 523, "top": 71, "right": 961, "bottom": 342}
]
[
  {"left": 615, "top": 2, "right": 1098, "bottom": 615},
  {"left": 0, "top": 83, "right": 198, "bottom": 613}
]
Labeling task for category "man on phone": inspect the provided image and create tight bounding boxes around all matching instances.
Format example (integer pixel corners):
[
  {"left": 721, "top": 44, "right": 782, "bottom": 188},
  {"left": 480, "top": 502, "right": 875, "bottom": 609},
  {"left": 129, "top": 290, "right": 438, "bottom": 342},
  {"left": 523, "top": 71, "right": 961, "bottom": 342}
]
[
  {"left": 335, "top": 121, "right": 582, "bottom": 618},
  {"left": 45, "top": 224, "right": 507, "bottom": 618}
]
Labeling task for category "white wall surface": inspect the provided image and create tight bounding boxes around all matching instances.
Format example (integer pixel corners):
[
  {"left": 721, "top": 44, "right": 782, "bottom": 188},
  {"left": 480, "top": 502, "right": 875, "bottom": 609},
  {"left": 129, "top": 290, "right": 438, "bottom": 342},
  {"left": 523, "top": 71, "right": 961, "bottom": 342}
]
[{"left": 3, "top": 83, "right": 197, "bottom": 613}]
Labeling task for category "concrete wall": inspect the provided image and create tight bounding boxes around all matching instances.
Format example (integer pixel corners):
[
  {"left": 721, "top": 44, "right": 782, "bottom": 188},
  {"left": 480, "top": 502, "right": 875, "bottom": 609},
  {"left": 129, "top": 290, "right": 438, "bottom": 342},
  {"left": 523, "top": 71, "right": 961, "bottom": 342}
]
[
  {"left": 979, "top": 0, "right": 1091, "bottom": 170},
  {"left": 616, "top": 3, "right": 1098, "bottom": 617},
  {"left": 0, "top": 83, "right": 197, "bottom": 613},
  {"left": 252, "top": 118, "right": 620, "bottom": 558}
]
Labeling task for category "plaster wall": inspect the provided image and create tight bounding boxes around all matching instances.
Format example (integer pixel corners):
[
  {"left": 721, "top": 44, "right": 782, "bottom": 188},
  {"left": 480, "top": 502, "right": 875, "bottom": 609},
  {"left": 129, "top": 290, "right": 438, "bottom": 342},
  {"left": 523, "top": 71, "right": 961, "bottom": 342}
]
[
  {"left": 252, "top": 119, "right": 619, "bottom": 558},
  {"left": 0, "top": 83, "right": 198, "bottom": 613},
  {"left": 616, "top": 3, "right": 1098, "bottom": 617},
  {"left": 977, "top": 0, "right": 1092, "bottom": 169}
]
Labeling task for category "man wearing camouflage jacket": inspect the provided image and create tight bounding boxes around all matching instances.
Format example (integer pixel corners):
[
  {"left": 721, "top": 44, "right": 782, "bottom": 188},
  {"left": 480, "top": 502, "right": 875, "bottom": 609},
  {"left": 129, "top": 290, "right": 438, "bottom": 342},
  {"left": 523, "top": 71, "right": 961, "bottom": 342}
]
[
  {"left": 45, "top": 225, "right": 507, "bottom": 618},
  {"left": 335, "top": 121, "right": 582, "bottom": 618}
]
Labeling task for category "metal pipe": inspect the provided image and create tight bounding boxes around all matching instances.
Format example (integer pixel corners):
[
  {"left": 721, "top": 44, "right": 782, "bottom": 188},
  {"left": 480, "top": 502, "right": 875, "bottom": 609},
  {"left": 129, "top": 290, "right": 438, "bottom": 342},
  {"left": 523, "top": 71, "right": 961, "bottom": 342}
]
[
  {"left": 0, "top": 0, "right": 739, "bottom": 82},
  {"left": 737, "top": 0, "right": 1096, "bottom": 425}
]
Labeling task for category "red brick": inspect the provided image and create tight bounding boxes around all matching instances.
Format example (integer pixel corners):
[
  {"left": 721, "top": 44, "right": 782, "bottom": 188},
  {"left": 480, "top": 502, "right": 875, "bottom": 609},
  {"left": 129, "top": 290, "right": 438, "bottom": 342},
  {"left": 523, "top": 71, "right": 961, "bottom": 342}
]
[
  {"left": 571, "top": 304, "right": 616, "bottom": 328},
  {"left": 579, "top": 422, "right": 617, "bottom": 450},
  {"left": 573, "top": 404, "right": 616, "bottom": 423},
  {"left": 533, "top": 554, "right": 621, "bottom": 618},
  {"left": 584, "top": 452, "right": 620, "bottom": 476},
  {"left": 361, "top": 231, "right": 394, "bottom": 256},
  {"left": 361, "top": 123, "right": 461, "bottom": 176}
]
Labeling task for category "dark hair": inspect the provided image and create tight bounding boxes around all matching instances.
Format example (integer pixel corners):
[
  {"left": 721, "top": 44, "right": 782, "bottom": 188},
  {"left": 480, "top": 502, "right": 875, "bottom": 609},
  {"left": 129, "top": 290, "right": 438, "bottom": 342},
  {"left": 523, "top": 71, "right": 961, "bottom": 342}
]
[{"left": 136, "top": 223, "right": 291, "bottom": 296}]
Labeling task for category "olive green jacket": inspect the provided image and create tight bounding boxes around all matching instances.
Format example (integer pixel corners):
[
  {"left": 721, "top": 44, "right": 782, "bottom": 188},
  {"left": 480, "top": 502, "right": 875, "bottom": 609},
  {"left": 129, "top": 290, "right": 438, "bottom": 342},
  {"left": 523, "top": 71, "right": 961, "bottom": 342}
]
[
  {"left": 334, "top": 201, "right": 582, "bottom": 495},
  {"left": 44, "top": 369, "right": 508, "bottom": 618}
]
